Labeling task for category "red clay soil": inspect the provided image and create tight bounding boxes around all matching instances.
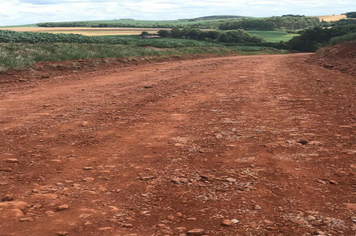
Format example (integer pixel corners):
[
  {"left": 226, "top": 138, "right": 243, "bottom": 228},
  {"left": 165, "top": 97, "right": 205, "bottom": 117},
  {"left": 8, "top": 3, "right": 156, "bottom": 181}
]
[
  {"left": 308, "top": 42, "right": 356, "bottom": 76},
  {"left": 0, "top": 53, "right": 356, "bottom": 236}
]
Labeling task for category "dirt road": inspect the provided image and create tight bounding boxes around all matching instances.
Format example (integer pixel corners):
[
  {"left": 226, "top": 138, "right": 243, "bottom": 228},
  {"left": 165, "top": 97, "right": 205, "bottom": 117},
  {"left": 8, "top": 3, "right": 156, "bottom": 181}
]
[{"left": 0, "top": 54, "right": 355, "bottom": 236}]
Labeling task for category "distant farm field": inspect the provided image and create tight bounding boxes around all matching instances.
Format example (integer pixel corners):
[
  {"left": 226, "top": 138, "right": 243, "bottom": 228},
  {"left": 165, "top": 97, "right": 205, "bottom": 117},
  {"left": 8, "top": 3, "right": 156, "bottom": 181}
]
[
  {"left": 1, "top": 27, "right": 170, "bottom": 36},
  {"left": 316, "top": 15, "right": 347, "bottom": 22}
]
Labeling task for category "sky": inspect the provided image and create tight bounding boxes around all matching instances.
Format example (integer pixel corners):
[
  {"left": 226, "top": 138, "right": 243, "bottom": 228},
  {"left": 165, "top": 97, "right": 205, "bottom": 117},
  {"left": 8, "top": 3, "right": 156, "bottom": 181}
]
[{"left": 0, "top": 0, "right": 355, "bottom": 26}]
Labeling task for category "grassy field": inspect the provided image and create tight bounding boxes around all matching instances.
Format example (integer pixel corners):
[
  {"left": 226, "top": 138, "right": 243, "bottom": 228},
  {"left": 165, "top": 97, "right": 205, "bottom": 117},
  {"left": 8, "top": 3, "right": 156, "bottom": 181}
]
[
  {"left": 247, "top": 31, "right": 299, "bottom": 42},
  {"left": 0, "top": 42, "right": 233, "bottom": 71},
  {"left": 0, "top": 28, "right": 290, "bottom": 71}
]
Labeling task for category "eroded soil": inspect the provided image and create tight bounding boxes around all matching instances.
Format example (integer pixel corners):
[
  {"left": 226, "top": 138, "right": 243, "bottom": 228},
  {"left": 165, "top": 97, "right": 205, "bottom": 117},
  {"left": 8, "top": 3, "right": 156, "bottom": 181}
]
[{"left": 0, "top": 54, "right": 355, "bottom": 236}]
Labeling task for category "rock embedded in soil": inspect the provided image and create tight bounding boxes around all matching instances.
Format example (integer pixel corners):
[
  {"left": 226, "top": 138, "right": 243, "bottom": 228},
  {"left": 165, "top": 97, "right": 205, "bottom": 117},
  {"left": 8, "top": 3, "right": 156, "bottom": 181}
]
[
  {"left": 6, "top": 158, "right": 19, "bottom": 163},
  {"left": 57, "top": 232, "right": 69, "bottom": 236},
  {"left": 98, "top": 227, "right": 114, "bottom": 231},
  {"left": 57, "top": 204, "right": 69, "bottom": 211},
  {"left": 187, "top": 228, "right": 205, "bottom": 236},
  {"left": 226, "top": 177, "right": 236, "bottom": 183},
  {"left": 221, "top": 219, "right": 234, "bottom": 226},
  {"left": 1, "top": 195, "right": 14, "bottom": 202},
  {"left": 329, "top": 180, "right": 339, "bottom": 185},
  {"left": 122, "top": 223, "right": 134, "bottom": 228},
  {"left": 19, "top": 217, "right": 34, "bottom": 222},
  {"left": 0, "top": 168, "right": 13, "bottom": 172}
]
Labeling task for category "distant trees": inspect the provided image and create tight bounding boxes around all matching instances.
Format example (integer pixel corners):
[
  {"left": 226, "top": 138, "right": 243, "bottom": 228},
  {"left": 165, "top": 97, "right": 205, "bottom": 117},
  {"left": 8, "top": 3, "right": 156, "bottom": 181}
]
[
  {"left": 219, "top": 16, "right": 320, "bottom": 31},
  {"left": 345, "top": 12, "right": 356, "bottom": 18},
  {"left": 163, "top": 27, "right": 264, "bottom": 44},
  {"left": 330, "top": 19, "right": 356, "bottom": 27},
  {"left": 287, "top": 24, "right": 356, "bottom": 51}
]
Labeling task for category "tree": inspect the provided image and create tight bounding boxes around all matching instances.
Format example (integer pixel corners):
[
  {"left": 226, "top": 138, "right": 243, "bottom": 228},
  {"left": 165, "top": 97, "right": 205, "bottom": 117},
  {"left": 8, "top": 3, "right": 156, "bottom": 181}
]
[
  {"left": 157, "top": 30, "right": 170, "bottom": 37},
  {"left": 170, "top": 27, "right": 181, "bottom": 38}
]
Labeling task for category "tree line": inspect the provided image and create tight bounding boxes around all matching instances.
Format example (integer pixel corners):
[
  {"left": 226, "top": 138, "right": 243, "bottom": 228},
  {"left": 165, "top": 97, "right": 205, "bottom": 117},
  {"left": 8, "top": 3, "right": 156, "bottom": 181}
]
[
  {"left": 219, "top": 16, "right": 320, "bottom": 31},
  {"left": 156, "top": 27, "right": 264, "bottom": 44}
]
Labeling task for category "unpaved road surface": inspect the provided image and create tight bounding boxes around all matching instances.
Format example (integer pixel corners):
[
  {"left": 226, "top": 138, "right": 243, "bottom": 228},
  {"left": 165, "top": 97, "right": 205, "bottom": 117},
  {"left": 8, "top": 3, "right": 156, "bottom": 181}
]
[{"left": 0, "top": 54, "right": 355, "bottom": 236}]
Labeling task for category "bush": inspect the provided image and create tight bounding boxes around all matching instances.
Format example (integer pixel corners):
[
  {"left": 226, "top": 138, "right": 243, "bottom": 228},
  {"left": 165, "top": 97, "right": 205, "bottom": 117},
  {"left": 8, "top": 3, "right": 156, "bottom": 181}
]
[
  {"left": 218, "top": 30, "right": 264, "bottom": 43},
  {"left": 329, "top": 32, "right": 356, "bottom": 45}
]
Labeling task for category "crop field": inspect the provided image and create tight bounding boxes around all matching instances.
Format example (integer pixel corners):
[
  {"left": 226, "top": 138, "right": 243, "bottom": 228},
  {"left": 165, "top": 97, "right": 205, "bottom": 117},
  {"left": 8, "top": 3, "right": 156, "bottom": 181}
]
[
  {"left": 1, "top": 27, "right": 168, "bottom": 36},
  {"left": 316, "top": 14, "right": 347, "bottom": 22},
  {"left": 247, "top": 31, "right": 298, "bottom": 42}
]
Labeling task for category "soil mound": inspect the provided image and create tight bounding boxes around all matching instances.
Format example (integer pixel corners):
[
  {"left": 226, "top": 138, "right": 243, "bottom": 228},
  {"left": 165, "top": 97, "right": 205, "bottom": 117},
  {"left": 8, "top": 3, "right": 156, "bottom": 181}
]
[{"left": 308, "top": 42, "right": 356, "bottom": 75}]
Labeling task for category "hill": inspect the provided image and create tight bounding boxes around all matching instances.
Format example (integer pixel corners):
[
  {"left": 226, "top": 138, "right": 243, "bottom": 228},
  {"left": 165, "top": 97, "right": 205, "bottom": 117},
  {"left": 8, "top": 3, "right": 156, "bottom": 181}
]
[{"left": 184, "top": 15, "right": 249, "bottom": 21}]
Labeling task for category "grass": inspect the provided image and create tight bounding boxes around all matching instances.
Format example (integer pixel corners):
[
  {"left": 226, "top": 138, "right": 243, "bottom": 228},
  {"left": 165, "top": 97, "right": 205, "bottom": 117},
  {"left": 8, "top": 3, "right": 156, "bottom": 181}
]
[
  {"left": 0, "top": 43, "right": 231, "bottom": 71},
  {"left": 227, "top": 45, "right": 287, "bottom": 55},
  {"left": 247, "top": 31, "right": 298, "bottom": 42}
]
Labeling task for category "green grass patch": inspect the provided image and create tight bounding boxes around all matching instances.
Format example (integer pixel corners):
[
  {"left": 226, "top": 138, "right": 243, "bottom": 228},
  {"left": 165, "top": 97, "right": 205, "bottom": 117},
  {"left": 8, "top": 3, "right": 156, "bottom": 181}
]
[{"left": 247, "top": 30, "right": 298, "bottom": 42}]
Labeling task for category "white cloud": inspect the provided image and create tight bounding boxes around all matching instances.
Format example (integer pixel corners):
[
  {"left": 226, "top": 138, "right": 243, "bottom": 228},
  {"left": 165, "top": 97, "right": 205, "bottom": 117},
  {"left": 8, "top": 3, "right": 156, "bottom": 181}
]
[{"left": 0, "top": 0, "right": 355, "bottom": 26}]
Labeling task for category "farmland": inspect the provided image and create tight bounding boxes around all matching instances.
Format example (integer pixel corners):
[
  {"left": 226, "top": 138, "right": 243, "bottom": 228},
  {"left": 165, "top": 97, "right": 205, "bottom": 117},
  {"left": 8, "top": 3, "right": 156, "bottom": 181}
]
[
  {"left": 316, "top": 14, "right": 347, "bottom": 22},
  {"left": 1, "top": 27, "right": 298, "bottom": 42},
  {"left": 1, "top": 27, "right": 168, "bottom": 36}
]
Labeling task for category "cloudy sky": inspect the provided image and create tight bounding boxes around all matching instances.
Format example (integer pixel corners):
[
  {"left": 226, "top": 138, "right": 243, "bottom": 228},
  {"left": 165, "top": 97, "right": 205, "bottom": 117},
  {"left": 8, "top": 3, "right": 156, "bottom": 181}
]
[{"left": 0, "top": 0, "right": 355, "bottom": 26}]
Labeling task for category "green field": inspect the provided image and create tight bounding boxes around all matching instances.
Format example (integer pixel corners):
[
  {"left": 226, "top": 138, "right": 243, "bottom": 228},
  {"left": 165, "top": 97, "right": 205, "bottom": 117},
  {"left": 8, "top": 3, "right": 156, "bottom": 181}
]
[
  {"left": 0, "top": 29, "right": 290, "bottom": 71},
  {"left": 247, "top": 31, "right": 299, "bottom": 42}
]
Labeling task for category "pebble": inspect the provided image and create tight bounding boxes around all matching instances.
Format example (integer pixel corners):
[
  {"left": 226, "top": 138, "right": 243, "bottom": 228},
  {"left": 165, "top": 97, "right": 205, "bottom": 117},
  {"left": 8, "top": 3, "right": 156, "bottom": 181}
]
[
  {"left": 57, "top": 204, "right": 69, "bottom": 211},
  {"left": 45, "top": 211, "right": 55, "bottom": 216},
  {"left": 254, "top": 205, "right": 262, "bottom": 210},
  {"left": 226, "top": 178, "right": 236, "bottom": 183},
  {"left": 122, "top": 223, "right": 134, "bottom": 228},
  {"left": 221, "top": 219, "right": 233, "bottom": 226},
  {"left": 6, "top": 158, "right": 19, "bottom": 163},
  {"left": 187, "top": 228, "right": 205, "bottom": 236},
  {"left": 57, "top": 232, "right": 69, "bottom": 236},
  {"left": 306, "top": 215, "right": 316, "bottom": 221},
  {"left": 83, "top": 167, "right": 93, "bottom": 170},
  {"left": 176, "top": 212, "right": 183, "bottom": 217},
  {"left": 175, "top": 227, "right": 187, "bottom": 232},
  {"left": 98, "top": 227, "right": 114, "bottom": 231},
  {"left": 19, "top": 217, "right": 34, "bottom": 222},
  {"left": 232, "top": 219, "right": 239, "bottom": 224},
  {"left": 351, "top": 217, "right": 356, "bottom": 223},
  {"left": 329, "top": 180, "right": 339, "bottom": 185}
]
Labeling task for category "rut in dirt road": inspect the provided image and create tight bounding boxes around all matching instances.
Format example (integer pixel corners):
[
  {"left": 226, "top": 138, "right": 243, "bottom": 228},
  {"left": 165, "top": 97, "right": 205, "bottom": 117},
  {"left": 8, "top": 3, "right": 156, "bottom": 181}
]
[{"left": 0, "top": 54, "right": 355, "bottom": 236}]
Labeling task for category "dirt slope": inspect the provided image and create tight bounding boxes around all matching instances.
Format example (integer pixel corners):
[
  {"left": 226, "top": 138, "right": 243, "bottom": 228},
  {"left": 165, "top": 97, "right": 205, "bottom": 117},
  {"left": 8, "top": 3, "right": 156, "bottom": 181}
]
[
  {"left": 309, "top": 42, "right": 356, "bottom": 76},
  {"left": 0, "top": 54, "right": 355, "bottom": 236}
]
